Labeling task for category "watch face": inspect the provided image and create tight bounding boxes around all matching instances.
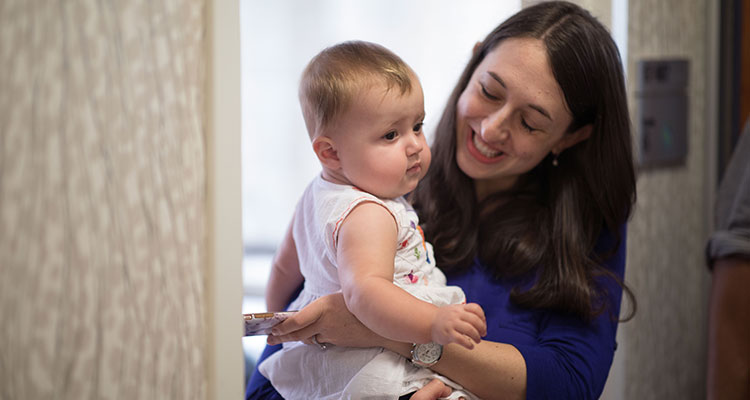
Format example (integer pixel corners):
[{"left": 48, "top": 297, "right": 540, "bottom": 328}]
[{"left": 416, "top": 343, "right": 442, "bottom": 364}]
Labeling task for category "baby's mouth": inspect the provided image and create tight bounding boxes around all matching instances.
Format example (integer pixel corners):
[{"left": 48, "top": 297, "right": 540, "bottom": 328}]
[{"left": 472, "top": 131, "right": 504, "bottom": 158}]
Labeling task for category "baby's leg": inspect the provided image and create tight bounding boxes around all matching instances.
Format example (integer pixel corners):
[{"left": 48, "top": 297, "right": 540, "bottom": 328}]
[{"left": 409, "top": 378, "right": 452, "bottom": 400}]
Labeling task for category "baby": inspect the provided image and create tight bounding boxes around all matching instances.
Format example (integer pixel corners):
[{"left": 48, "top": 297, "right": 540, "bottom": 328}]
[{"left": 259, "top": 40, "right": 485, "bottom": 400}]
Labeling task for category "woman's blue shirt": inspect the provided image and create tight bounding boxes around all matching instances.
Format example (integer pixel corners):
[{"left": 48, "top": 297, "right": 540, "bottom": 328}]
[{"left": 247, "top": 225, "right": 627, "bottom": 399}]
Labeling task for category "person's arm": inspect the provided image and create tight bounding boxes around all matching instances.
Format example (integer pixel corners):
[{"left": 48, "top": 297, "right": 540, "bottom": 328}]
[
  {"left": 705, "top": 119, "right": 750, "bottom": 399},
  {"left": 270, "top": 226, "right": 627, "bottom": 399},
  {"left": 268, "top": 292, "right": 526, "bottom": 399},
  {"left": 336, "top": 202, "right": 485, "bottom": 348},
  {"left": 372, "top": 293, "right": 620, "bottom": 400},
  {"left": 707, "top": 255, "right": 750, "bottom": 400},
  {"left": 270, "top": 310, "right": 612, "bottom": 400},
  {"left": 387, "top": 338, "right": 527, "bottom": 399},
  {"left": 265, "top": 215, "right": 304, "bottom": 312}
]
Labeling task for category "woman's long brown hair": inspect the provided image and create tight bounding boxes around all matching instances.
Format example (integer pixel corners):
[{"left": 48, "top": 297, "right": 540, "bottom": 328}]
[{"left": 412, "top": 1, "right": 636, "bottom": 321}]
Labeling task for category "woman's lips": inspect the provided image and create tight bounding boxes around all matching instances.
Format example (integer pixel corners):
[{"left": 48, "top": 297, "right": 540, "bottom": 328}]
[{"left": 467, "top": 130, "right": 505, "bottom": 163}]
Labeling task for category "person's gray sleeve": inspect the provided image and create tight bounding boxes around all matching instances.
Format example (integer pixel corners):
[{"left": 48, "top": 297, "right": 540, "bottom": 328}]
[{"left": 707, "top": 118, "right": 750, "bottom": 264}]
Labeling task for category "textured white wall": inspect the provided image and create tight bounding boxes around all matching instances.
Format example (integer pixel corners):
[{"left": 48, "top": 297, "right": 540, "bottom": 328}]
[{"left": 0, "top": 1, "right": 208, "bottom": 398}]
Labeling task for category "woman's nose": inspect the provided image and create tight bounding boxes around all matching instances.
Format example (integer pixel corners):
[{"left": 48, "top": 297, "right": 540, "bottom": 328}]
[{"left": 480, "top": 107, "right": 510, "bottom": 143}]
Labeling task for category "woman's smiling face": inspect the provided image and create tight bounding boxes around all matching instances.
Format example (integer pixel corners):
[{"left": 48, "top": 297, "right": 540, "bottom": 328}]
[{"left": 455, "top": 37, "right": 579, "bottom": 199}]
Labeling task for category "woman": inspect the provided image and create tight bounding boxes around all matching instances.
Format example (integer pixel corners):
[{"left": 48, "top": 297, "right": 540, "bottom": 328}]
[{"left": 248, "top": 2, "right": 636, "bottom": 399}]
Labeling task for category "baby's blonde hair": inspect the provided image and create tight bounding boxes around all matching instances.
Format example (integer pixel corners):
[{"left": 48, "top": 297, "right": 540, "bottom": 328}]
[{"left": 299, "top": 41, "right": 414, "bottom": 139}]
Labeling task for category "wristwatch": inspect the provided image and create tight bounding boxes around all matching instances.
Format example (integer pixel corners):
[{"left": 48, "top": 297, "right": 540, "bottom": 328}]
[{"left": 410, "top": 342, "right": 443, "bottom": 367}]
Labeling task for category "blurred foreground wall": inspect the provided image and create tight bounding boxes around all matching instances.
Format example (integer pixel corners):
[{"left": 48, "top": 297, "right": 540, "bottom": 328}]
[{"left": 0, "top": 1, "right": 208, "bottom": 398}]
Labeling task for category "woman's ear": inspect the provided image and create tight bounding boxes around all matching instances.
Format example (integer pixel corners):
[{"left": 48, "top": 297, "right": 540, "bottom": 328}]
[
  {"left": 553, "top": 124, "right": 592, "bottom": 155},
  {"left": 313, "top": 136, "right": 341, "bottom": 170}
]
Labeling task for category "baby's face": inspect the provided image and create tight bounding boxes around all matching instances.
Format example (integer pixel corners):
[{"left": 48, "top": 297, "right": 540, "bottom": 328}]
[{"left": 328, "top": 77, "right": 430, "bottom": 199}]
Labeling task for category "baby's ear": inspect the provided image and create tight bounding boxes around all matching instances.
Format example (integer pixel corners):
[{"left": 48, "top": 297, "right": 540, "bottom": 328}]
[{"left": 313, "top": 136, "right": 341, "bottom": 170}]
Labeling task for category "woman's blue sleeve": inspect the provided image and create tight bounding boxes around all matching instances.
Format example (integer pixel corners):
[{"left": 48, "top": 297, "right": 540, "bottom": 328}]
[
  {"left": 246, "top": 343, "right": 283, "bottom": 399},
  {"left": 515, "top": 225, "right": 627, "bottom": 399},
  {"left": 245, "top": 284, "right": 302, "bottom": 400}
]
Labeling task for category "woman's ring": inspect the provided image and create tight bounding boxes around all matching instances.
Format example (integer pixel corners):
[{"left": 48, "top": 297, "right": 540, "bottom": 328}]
[{"left": 311, "top": 334, "right": 327, "bottom": 351}]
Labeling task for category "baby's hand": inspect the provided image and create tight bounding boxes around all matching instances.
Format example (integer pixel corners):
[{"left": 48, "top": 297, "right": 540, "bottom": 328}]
[{"left": 430, "top": 303, "right": 487, "bottom": 349}]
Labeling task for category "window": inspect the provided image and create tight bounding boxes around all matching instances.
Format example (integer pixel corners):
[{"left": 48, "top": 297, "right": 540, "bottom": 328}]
[{"left": 240, "top": 0, "right": 521, "bottom": 378}]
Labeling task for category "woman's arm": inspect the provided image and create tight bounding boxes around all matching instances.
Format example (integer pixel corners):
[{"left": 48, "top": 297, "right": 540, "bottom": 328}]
[
  {"left": 336, "top": 203, "right": 485, "bottom": 347},
  {"left": 265, "top": 216, "right": 304, "bottom": 312},
  {"left": 268, "top": 288, "right": 618, "bottom": 400},
  {"left": 267, "top": 291, "right": 387, "bottom": 348},
  {"left": 270, "top": 259, "right": 624, "bottom": 398},
  {"left": 268, "top": 227, "right": 627, "bottom": 400},
  {"left": 387, "top": 339, "right": 527, "bottom": 399},
  {"left": 267, "top": 292, "right": 526, "bottom": 400}
]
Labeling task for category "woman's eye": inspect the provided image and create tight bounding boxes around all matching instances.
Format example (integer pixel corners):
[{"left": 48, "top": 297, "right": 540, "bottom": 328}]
[
  {"left": 521, "top": 118, "right": 537, "bottom": 133},
  {"left": 383, "top": 131, "right": 397, "bottom": 140},
  {"left": 480, "top": 84, "right": 500, "bottom": 101},
  {"left": 413, "top": 122, "right": 424, "bottom": 132}
]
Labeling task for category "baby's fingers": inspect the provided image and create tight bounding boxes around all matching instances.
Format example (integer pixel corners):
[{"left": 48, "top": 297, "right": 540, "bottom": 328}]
[
  {"left": 451, "top": 330, "right": 477, "bottom": 350},
  {"left": 458, "top": 309, "right": 487, "bottom": 338},
  {"left": 456, "top": 321, "right": 483, "bottom": 345},
  {"left": 463, "top": 303, "right": 486, "bottom": 324},
  {"left": 439, "top": 321, "right": 482, "bottom": 349}
]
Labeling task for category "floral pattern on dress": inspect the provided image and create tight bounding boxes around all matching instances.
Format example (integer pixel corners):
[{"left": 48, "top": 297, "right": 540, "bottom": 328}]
[{"left": 396, "top": 208, "right": 434, "bottom": 286}]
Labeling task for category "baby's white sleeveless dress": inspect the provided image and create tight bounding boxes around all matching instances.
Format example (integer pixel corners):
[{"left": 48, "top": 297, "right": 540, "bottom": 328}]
[{"left": 259, "top": 175, "right": 477, "bottom": 400}]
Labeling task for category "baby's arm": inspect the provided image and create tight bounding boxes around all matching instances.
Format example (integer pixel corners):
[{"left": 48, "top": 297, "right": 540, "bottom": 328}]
[
  {"left": 337, "top": 202, "right": 486, "bottom": 348},
  {"left": 265, "top": 215, "right": 304, "bottom": 312}
]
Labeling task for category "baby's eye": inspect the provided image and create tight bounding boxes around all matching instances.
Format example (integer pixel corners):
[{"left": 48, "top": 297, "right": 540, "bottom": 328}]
[
  {"left": 383, "top": 131, "right": 397, "bottom": 141},
  {"left": 413, "top": 122, "right": 424, "bottom": 132}
]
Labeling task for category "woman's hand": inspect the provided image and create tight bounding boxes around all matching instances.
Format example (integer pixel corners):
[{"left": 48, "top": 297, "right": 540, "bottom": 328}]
[
  {"left": 266, "top": 292, "right": 386, "bottom": 348},
  {"left": 410, "top": 379, "right": 453, "bottom": 400}
]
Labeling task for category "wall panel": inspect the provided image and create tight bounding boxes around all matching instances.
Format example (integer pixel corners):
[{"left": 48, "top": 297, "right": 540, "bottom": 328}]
[{"left": 0, "top": 1, "right": 207, "bottom": 398}]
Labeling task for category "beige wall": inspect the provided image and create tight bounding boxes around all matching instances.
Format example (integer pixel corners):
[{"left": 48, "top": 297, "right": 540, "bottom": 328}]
[
  {"left": 0, "top": 0, "right": 211, "bottom": 398},
  {"left": 623, "top": 0, "right": 713, "bottom": 398}
]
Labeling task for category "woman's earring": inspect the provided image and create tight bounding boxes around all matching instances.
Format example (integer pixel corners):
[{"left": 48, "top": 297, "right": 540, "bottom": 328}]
[{"left": 552, "top": 153, "right": 559, "bottom": 167}]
